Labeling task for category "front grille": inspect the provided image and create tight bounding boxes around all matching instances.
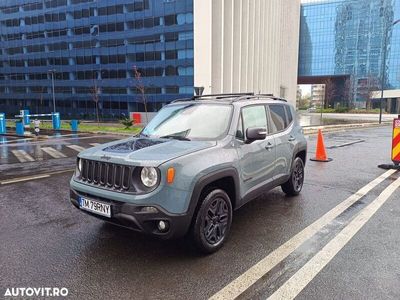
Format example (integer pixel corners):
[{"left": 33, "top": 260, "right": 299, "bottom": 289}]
[{"left": 80, "top": 159, "right": 135, "bottom": 192}]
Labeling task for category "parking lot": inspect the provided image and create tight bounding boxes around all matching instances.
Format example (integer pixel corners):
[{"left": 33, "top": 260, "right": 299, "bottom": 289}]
[{"left": 1, "top": 126, "right": 400, "bottom": 299}]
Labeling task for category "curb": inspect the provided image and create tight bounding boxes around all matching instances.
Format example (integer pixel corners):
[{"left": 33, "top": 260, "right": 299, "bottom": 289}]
[
  {"left": 303, "top": 122, "right": 392, "bottom": 135},
  {"left": 85, "top": 130, "right": 135, "bottom": 136}
]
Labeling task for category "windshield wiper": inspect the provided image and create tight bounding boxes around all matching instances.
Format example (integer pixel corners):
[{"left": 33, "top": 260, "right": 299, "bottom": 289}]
[
  {"left": 159, "top": 135, "right": 191, "bottom": 141},
  {"left": 138, "top": 132, "right": 150, "bottom": 138}
]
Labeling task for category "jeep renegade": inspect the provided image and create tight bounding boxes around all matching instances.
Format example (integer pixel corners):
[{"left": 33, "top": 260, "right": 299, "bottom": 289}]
[{"left": 70, "top": 93, "right": 307, "bottom": 253}]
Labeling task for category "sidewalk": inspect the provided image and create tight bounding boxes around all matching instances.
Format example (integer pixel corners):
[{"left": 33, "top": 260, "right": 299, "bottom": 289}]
[{"left": 303, "top": 121, "right": 392, "bottom": 135}]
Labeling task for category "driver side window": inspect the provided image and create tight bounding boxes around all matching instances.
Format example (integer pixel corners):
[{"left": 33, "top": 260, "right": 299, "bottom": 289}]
[{"left": 241, "top": 105, "right": 268, "bottom": 140}]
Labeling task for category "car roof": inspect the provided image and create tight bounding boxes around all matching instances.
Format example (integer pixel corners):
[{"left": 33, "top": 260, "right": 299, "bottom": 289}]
[{"left": 169, "top": 93, "right": 289, "bottom": 107}]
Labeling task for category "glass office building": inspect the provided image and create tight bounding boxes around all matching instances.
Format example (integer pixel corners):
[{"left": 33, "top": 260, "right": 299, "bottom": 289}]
[
  {"left": 0, "top": 0, "right": 194, "bottom": 117},
  {"left": 299, "top": 0, "right": 400, "bottom": 111}
]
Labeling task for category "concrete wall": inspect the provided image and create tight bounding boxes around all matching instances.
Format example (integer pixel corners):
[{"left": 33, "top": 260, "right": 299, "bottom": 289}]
[{"left": 193, "top": 0, "right": 301, "bottom": 106}]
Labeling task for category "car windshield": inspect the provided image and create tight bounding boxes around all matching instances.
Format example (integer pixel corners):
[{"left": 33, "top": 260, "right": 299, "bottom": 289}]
[{"left": 141, "top": 103, "right": 233, "bottom": 140}]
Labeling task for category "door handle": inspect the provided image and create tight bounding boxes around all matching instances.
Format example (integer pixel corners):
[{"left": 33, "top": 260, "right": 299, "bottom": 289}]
[
  {"left": 288, "top": 135, "right": 296, "bottom": 142},
  {"left": 265, "top": 142, "right": 274, "bottom": 150}
]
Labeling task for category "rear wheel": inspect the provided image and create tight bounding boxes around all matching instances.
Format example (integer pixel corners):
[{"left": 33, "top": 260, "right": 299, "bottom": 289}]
[
  {"left": 191, "top": 189, "right": 232, "bottom": 254},
  {"left": 281, "top": 157, "right": 304, "bottom": 196}
]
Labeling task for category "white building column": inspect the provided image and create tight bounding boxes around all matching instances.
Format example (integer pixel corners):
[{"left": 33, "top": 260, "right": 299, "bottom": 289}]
[{"left": 193, "top": 0, "right": 301, "bottom": 105}]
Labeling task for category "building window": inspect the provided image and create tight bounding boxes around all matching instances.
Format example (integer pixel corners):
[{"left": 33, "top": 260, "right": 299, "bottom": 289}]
[
  {"left": 45, "top": 0, "right": 67, "bottom": 9},
  {"left": 125, "top": 0, "right": 150, "bottom": 12}
]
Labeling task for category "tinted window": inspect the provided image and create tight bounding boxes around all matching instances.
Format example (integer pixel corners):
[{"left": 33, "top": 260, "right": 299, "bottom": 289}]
[
  {"left": 285, "top": 106, "right": 293, "bottom": 124},
  {"left": 269, "top": 104, "right": 287, "bottom": 132},
  {"left": 242, "top": 105, "right": 267, "bottom": 139}
]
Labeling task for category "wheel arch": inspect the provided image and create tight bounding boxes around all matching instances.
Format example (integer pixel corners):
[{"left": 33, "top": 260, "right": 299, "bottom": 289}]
[{"left": 188, "top": 168, "right": 240, "bottom": 216}]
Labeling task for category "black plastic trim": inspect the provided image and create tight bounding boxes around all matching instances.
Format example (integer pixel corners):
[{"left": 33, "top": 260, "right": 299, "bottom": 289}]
[{"left": 70, "top": 188, "right": 192, "bottom": 239}]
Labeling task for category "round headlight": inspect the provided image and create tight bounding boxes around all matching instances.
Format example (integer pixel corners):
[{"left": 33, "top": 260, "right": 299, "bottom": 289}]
[
  {"left": 77, "top": 158, "right": 82, "bottom": 172},
  {"left": 140, "top": 167, "right": 158, "bottom": 188}
]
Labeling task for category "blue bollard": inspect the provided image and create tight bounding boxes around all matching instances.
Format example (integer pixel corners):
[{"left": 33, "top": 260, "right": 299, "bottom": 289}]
[
  {"left": 0, "top": 113, "right": 6, "bottom": 134},
  {"left": 70, "top": 120, "right": 79, "bottom": 132},
  {"left": 52, "top": 112, "right": 61, "bottom": 130},
  {"left": 16, "top": 122, "right": 24, "bottom": 136},
  {"left": 23, "top": 109, "right": 30, "bottom": 126}
]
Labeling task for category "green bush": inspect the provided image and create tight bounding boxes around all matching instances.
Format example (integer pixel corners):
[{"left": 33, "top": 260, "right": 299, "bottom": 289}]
[
  {"left": 334, "top": 106, "right": 350, "bottom": 113},
  {"left": 319, "top": 108, "right": 336, "bottom": 113},
  {"left": 120, "top": 117, "right": 134, "bottom": 129}
]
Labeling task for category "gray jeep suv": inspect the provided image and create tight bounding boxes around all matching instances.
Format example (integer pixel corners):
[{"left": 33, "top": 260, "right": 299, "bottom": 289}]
[{"left": 70, "top": 93, "right": 307, "bottom": 253}]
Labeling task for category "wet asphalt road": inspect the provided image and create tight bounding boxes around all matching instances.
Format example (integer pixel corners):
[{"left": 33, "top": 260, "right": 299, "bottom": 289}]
[{"left": 1, "top": 126, "right": 400, "bottom": 299}]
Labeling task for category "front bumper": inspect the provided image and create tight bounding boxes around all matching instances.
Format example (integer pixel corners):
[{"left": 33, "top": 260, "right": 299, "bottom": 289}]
[{"left": 70, "top": 188, "right": 193, "bottom": 239}]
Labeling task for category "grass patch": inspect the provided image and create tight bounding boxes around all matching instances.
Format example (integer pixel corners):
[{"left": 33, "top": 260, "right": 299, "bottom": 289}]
[{"left": 6, "top": 120, "right": 142, "bottom": 134}]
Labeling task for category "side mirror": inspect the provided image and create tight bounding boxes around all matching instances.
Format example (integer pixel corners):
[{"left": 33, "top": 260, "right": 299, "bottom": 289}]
[{"left": 246, "top": 127, "right": 267, "bottom": 143}]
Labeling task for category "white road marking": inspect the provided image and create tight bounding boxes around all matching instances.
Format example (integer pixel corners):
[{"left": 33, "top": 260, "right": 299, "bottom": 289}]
[
  {"left": 0, "top": 174, "right": 50, "bottom": 185},
  {"left": 268, "top": 176, "right": 400, "bottom": 300},
  {"left": 11, "top": 150, "right": 35, "bottom": 163},
  {"left": 67, "top": 145, "right": 86, "bottom": 152},
  {"left": 209, "top": 169, "right": 397, "bottom": 300},
  {"left": 41, "top": 147, "right": 67, "bottom": 158},
  {"left": 90, "top": 143, "right": 100, "bottom": 147},
  {"left": 0, "top": 169, "right": 74, "bottom": 185}
]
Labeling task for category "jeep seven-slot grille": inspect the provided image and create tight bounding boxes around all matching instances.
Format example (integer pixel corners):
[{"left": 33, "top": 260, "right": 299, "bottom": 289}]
[{"left": 80, "top": 159, "right": 134, "bottom": 192}]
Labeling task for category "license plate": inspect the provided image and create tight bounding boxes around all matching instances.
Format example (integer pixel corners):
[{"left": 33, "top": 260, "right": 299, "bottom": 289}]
[{"left": 79, "top": 197, "right": 111, "bottom": 218}]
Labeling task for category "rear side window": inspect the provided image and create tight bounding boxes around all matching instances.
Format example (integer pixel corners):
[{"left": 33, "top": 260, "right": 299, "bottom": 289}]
[
  {"left": 269, "top": 104, "right": 287, "bottom": 132},
  {"left": 242, "top": 105, "right": 267, "bottom": 139},
  {"left": 285, "top": 106, "right": 293, "bottom": 124}
]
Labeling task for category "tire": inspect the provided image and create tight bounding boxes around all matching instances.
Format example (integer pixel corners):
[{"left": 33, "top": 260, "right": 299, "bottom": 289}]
[
  {"left": 191, "top": 189, "right": 233, "bottom": 254},
  {"left": 281, "top": 157, "right": 305, "bottom": 196}
]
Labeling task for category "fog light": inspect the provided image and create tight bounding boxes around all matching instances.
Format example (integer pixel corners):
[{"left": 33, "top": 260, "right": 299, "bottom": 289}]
[
  {"left": 157, "top": 220, "right": 169, "bottom": 232},
  {"left": 139, "top": 206, "right": 158, "bottom": 213}
]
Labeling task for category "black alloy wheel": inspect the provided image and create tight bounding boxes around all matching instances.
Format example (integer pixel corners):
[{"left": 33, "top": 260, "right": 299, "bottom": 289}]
[
  {"left": 282, "top": 157, "right": 305, "bottom": 196},
  {"left": 203, "top": 197, "right": 229, "bottom": 245},
  {"left": 191, "top": 189, "right": 232, "bottom": 254}
]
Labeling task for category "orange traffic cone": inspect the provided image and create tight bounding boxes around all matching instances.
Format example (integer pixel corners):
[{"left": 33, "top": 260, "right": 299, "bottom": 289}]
[{"left": 310, "top": 129, "right": 332, "bottom": 162}]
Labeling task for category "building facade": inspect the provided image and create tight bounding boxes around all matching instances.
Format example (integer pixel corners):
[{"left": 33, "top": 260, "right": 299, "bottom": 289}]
[
  {"left": 194, "top": 0, "right": 300, "bottom": 104},
  {"left": 311, "top": 84, "right": 325, "bottom": 107},
  {"left": 299, "top": 0, "right": 400, "bottom": 112},
  {"left": 0, "top": 0, "right": 300, "bottom": 118}
]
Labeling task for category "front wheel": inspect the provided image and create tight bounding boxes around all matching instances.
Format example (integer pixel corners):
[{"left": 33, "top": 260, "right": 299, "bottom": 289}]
[
  {"left": 281, "top": 157, "right": 305, "bottom": 196},
  {"left": 191, "top": 189, "right": 232, "bottom": 254}
]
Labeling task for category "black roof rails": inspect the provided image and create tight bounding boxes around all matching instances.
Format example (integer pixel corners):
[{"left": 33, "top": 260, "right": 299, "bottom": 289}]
[
  {"left": 170, "top": 93, "right": 287, "bottom": 103},
  {"left": 269, "top": 96, "right": 287, "bottom": 102},
  {"left": 232, "top": 94, "right": 287, "bottom": 102},
  {"left": 193, "top": 93, "right": 254, "bottom": 99},
  {"left": 257, "top": 93, "right": 274, "bottom": 97}
]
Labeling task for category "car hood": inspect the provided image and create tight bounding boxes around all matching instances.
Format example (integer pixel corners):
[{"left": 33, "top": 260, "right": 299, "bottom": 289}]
[{"left": 78, "top": 137, "right": 217, "bottom": 166}]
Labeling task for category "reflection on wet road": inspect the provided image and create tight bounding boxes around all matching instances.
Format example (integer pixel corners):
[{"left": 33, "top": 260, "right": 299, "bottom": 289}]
[
  {"left": 0, "top": 133, "right": 121, "bottom": 164},
  {"left": 1, "top": 126, "right": 400, "bottom": 300}
]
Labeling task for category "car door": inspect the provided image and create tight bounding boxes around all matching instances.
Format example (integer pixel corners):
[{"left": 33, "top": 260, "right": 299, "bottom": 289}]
[
  {"left": 235, "top": 105, "right": 276, "bottom": 198},
  {"left": 267, "top": 104, "right": 295, "bottom": 181}
]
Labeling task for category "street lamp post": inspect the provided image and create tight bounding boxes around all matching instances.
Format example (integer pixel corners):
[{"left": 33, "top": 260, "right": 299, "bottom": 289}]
[
  {"left": 48, "top": 69, "right": 56, "bottom": 113},
  {"left": 379, "top": 19, "right": 400, "bottom": 124}
]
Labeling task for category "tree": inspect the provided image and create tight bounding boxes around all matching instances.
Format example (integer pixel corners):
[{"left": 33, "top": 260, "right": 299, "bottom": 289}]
[
  {"left": 324, "top": 79, "right": 336, "bottom": 108},
  {"left": 133, "top": 66, "right": 148, "bottom": 124},
  {"left": 90, "top": 79, "right": 101, "bottom": 126},
  {"left": 299, "top": 93, "right": 311, "bottom": 109},
  {"left": 343, "top": 77, "right": 354, "bottom": 108},
  {"left": 358, "top": 74, "right": 380, "bottom": 110}
]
